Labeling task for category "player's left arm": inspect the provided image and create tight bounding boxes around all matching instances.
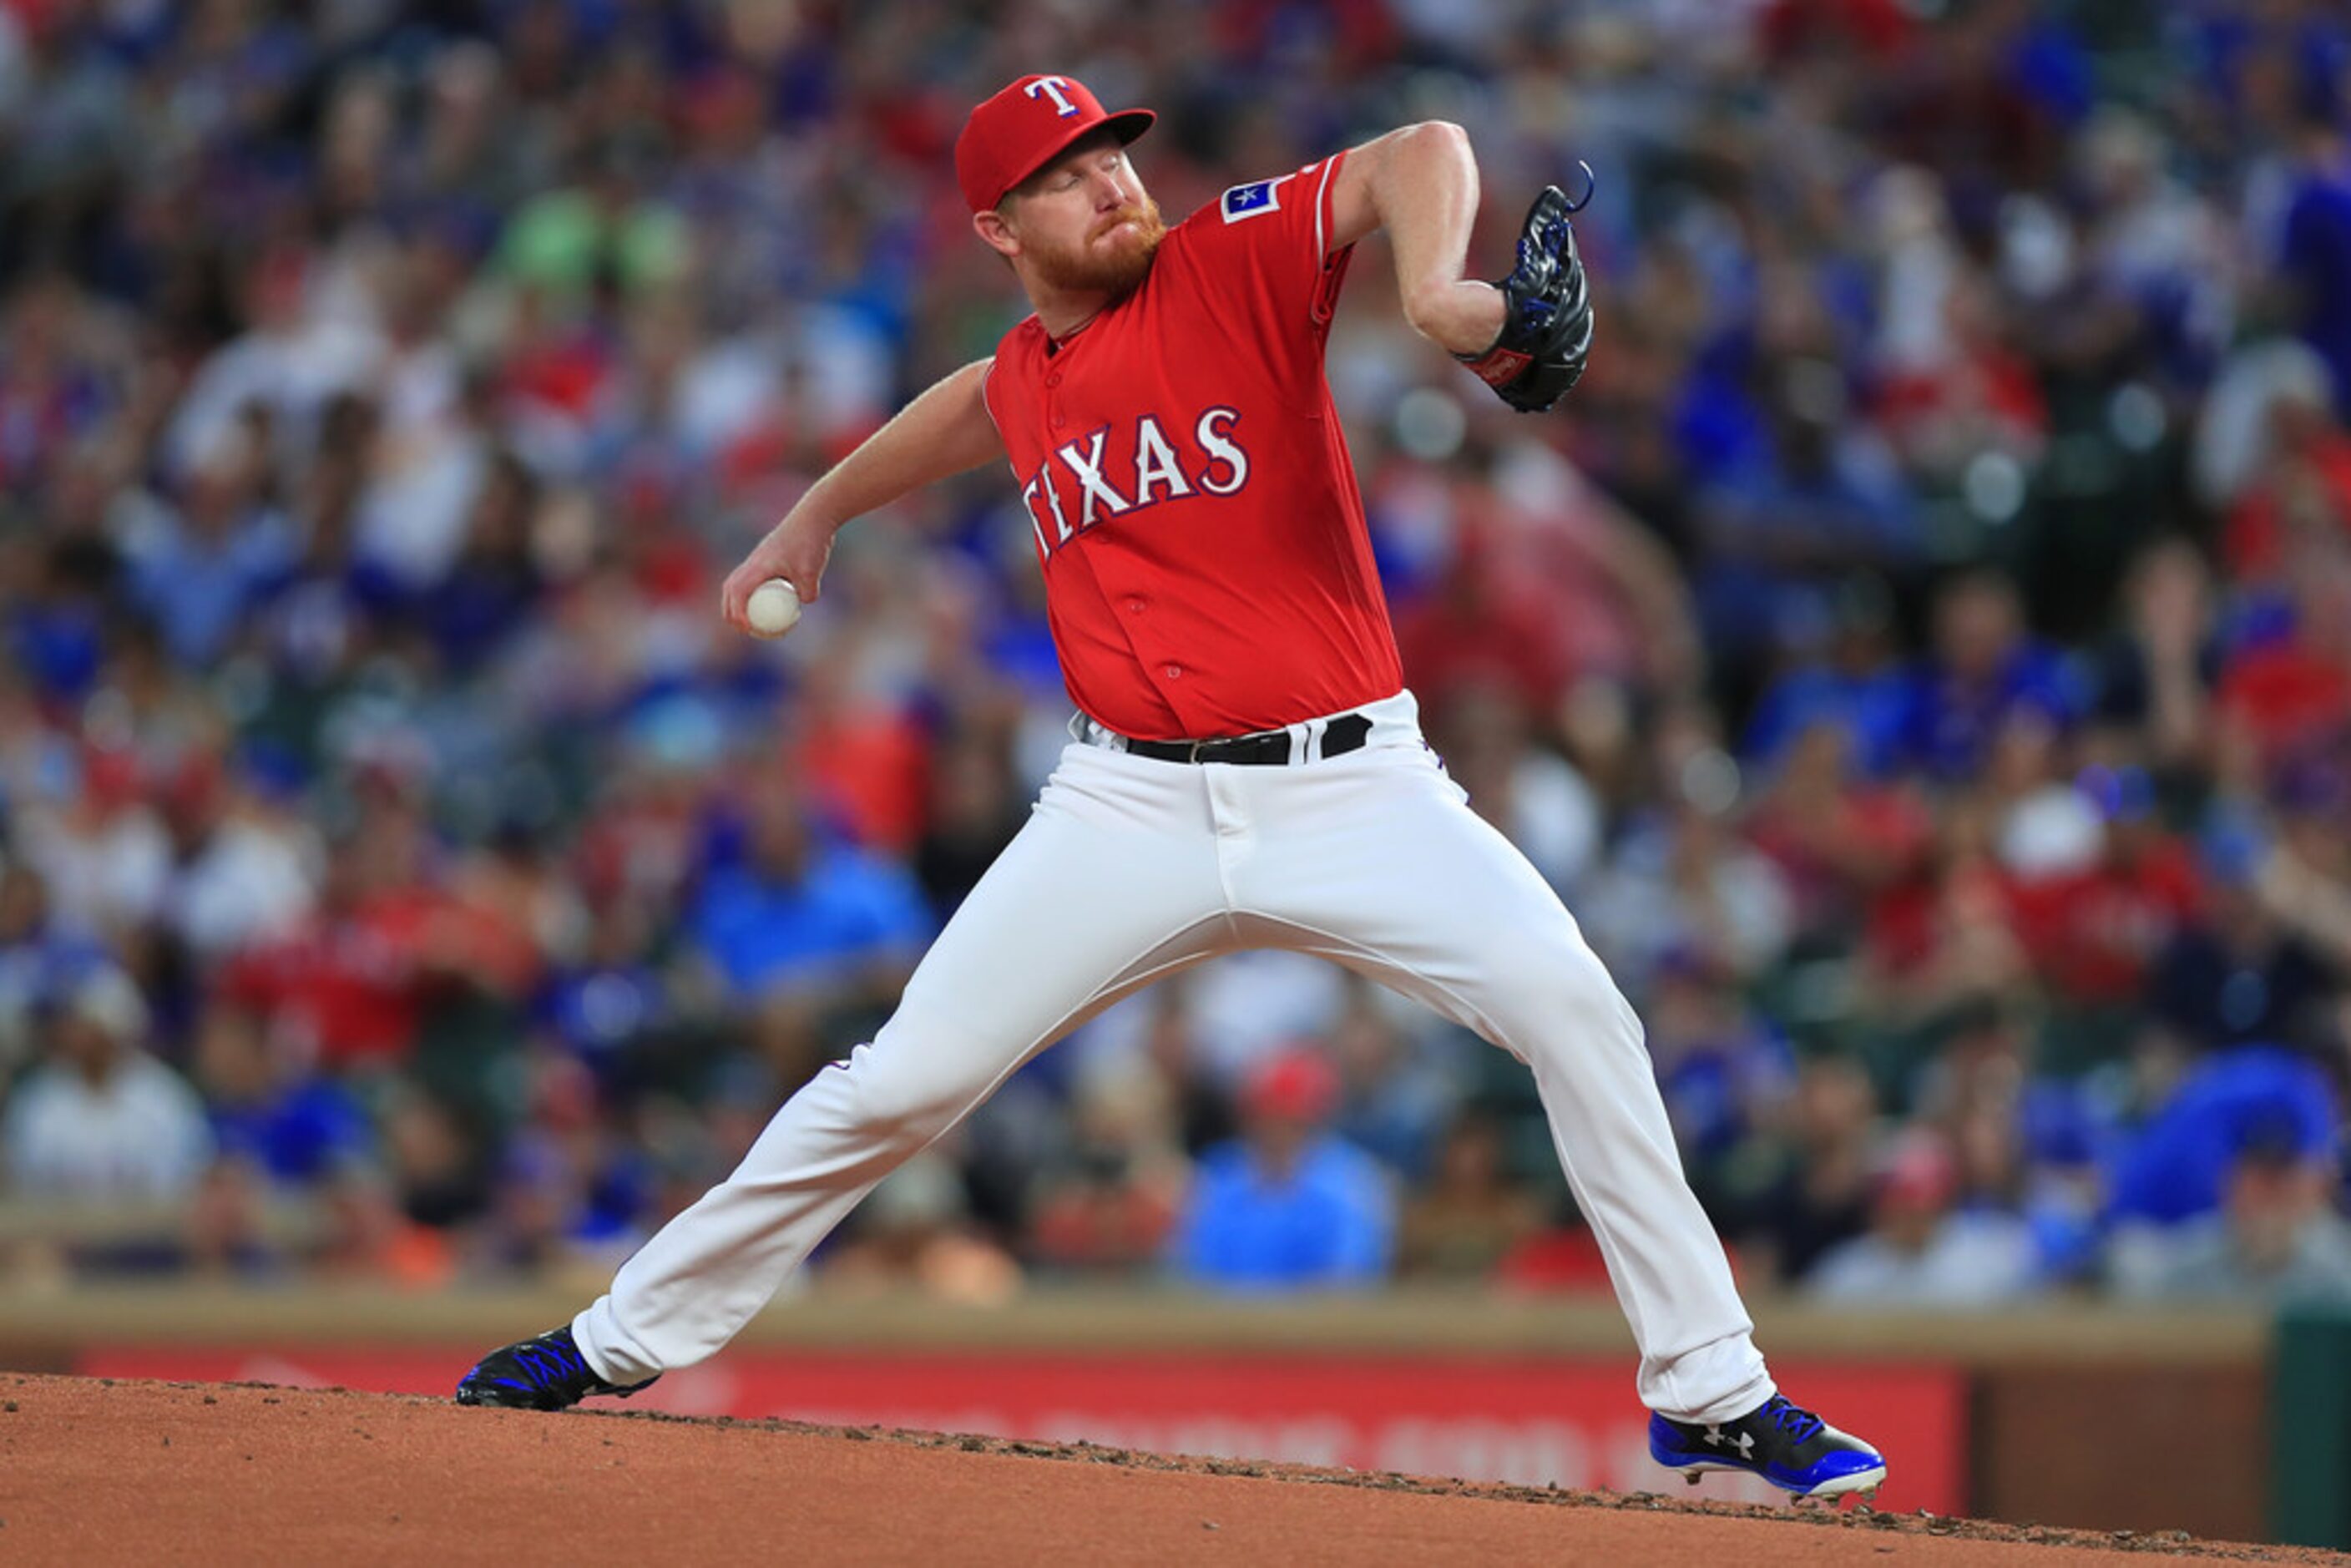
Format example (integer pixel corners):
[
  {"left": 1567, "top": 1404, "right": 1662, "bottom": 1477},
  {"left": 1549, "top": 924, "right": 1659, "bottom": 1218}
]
[
  {"left": 1326, "top": 122, "right": 1504, "bottom": 358},
  {"left": 1329, "top": 122, "right": 1594, "bottom": 412}
]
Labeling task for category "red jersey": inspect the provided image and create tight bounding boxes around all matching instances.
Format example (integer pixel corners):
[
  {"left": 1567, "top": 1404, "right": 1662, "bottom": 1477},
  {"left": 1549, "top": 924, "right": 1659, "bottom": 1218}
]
[{"left": 980, "top": 153, "right": 1405, "bottom": 741}]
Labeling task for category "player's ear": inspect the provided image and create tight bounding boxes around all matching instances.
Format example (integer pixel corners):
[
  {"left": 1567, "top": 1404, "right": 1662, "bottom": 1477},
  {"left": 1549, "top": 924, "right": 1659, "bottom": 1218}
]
[{"left": 973, "top": 206, "right": 1019, "bottom": 260}]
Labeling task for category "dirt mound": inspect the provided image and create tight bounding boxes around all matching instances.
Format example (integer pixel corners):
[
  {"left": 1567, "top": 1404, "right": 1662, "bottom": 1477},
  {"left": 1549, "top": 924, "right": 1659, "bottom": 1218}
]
[{"left": 0, "top": 1376, "right": 2334, "bottom": 1565}]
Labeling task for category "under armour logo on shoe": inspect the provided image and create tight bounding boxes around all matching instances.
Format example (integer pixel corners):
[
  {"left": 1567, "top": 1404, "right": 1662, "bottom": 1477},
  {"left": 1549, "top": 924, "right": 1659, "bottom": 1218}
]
[{"left": 1702, "top": 1426, "right": 1754, "bottom": 1457}]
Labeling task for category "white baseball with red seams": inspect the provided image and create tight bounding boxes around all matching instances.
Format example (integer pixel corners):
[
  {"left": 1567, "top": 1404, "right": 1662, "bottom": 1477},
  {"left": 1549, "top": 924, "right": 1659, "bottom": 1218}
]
[
  {"left": 745, "top": 579, "right": 801, "bottom": 638},
  {"left": 569, "top": 73, "right": 1787, "bottom": 1436}
]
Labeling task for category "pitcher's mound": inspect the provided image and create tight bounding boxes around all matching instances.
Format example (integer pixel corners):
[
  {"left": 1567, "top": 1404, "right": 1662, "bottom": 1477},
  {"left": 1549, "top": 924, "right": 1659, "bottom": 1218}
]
[{"left": 0, "top": 1376, "right": 2330, "bottom": 1565}]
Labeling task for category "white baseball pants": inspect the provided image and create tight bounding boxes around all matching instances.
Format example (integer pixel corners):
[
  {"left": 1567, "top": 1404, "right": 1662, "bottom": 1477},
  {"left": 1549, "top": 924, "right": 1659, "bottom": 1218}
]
[{"left": 574, "top": 690, "right": 1774, "bottom": 1423}]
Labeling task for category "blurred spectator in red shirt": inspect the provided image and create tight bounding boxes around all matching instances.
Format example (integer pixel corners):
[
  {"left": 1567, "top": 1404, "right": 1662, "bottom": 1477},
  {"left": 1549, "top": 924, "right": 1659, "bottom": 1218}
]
[
  {"left": 1393, "top": 512, "right": 1574, "bottom": 722},
  {"left": 1747, "top": 716, "right": 1935, "bottom": 944},
  {"left": 2221, "top": 392, "right": 2351, "bottom": 586},
  {"left": 225, "top": 796, "right": 533, "bottom": 1072},
  {"left": 1026, "top": 1057, "right": 1189, "bottom": 1277},
  {"left": 2005, "top": 766, "right": 2202, "bottom": 1009},
  {"left": 2215, "top": 539, "right": 2351, "bottom": 773}
]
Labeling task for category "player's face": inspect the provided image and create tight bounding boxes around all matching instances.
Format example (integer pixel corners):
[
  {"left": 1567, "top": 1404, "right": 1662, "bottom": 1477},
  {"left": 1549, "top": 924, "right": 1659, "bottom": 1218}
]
[{"left": 997, "top": 133, "right": 1165, "bottom": 298}]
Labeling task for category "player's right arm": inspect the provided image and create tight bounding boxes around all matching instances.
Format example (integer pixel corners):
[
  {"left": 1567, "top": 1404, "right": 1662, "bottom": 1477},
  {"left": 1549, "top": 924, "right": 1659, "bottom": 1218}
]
[{"left": 720, "top": 357, "right": 1004, "bottom": 634}]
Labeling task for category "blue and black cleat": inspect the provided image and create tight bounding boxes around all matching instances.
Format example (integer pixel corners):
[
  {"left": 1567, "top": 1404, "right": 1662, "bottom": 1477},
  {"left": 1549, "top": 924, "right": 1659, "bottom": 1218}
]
[
  {"left": 455, "top": 1326, "right": 660, "bottom": 1411},
  {"left": 1648, "top": 1393, "right": 1886, "bottom": 1500}
]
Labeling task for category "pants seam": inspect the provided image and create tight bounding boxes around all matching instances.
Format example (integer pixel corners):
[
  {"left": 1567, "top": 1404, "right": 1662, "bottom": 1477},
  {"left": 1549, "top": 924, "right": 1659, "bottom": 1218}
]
[{"left": 1239, "top": 913, "right": 1509, "bottom": 1052}]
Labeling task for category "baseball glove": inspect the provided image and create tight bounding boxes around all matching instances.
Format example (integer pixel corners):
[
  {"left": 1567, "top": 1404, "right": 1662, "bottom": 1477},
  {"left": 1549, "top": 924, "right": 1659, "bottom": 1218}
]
[{"left": 1457, "top": 169, "right": 1595, "bottom": 414}]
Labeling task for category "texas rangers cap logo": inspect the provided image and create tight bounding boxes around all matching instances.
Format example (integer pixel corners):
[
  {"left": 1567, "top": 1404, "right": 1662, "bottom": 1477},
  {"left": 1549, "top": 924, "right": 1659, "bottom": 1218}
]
[{"left": 1024, "top": 75, "right": 1081, "bottom": 117}]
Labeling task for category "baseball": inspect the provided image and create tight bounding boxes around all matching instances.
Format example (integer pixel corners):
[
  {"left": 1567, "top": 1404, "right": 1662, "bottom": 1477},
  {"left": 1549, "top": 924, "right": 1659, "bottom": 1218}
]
[{"left": 745, "top": 579, "right": 802, "bottom": 639}]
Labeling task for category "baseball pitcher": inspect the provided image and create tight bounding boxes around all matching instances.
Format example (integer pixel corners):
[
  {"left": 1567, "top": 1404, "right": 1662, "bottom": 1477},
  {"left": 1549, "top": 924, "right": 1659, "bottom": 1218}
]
[{"left": 458, "top": 73, "right": 1884, "bottom": 1501}]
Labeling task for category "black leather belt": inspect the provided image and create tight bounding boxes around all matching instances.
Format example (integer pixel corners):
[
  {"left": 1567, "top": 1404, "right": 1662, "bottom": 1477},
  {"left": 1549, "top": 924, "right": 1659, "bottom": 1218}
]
[{"left": 1125, "top": 712, "right": 1372, "bottom": 766}]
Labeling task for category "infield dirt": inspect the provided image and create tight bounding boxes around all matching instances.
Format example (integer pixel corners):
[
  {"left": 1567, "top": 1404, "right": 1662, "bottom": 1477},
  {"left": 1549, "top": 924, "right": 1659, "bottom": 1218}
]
[{"left": 0, "top": 1375, "right": 2340, "bottom": 1565}]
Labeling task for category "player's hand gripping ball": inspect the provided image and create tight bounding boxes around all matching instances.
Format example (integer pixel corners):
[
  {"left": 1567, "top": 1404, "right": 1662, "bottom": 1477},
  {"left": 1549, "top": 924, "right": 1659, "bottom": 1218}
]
[
  {"left": 746, "top": 579, "right": 803, "bottom": 639},
  {"left": 1459, "top": 166, "right": 1596, "bottom": 415}
]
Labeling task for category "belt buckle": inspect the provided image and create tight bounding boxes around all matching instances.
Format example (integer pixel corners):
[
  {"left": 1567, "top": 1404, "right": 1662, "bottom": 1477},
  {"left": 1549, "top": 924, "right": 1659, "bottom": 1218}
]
[{"left": 1186, "top": 740, "right": 1207, "bottom": 764}]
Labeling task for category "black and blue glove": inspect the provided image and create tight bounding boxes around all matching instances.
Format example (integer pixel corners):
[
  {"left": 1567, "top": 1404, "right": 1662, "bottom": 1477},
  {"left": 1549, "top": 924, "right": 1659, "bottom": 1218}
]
[{"left": 1457, "top": 169, "right": 1596, "bottom": 414}]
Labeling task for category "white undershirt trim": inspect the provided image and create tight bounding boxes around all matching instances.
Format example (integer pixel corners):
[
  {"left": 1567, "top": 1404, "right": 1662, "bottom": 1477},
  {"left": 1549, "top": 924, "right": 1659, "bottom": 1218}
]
[
  {"left": 1313, "top": 156, "right": 1338, "bottom": 261},
  {"left": 976, "top": 354, "right": 1005, "bottom": 444}
]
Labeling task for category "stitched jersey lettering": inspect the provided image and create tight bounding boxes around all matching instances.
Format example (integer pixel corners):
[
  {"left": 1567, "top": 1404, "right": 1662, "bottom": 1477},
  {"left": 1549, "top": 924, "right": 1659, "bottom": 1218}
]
[
  {"left": 1131, "top": 416, "right": 1194, "bottom": 505},
  {"left": 1054, "top": 427, "right": 1131, "bottom": 529},
  {"left": 1195, "top": 407, "right": 1249, "bottom": 496},
  {"left": 1019, "top": 406, "right": 1251, "bottom": 556}
]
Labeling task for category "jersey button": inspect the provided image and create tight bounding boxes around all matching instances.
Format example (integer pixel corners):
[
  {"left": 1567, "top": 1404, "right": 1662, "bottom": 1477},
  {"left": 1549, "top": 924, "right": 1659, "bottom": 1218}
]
[
  {"left": 1051, "top": 412, "right": 1065, "bottom": 429},
  {"left": 1125, "top": 597, "right": 1145, "bottom": 615},
  {"left": 1163, "top": 663, "right": 1182, "bottom": 679}
]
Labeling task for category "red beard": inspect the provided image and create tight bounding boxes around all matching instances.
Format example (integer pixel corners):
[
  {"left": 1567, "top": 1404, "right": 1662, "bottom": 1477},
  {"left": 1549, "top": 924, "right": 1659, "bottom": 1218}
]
[{"left": 1027, "top": 199, "right": 1168, "bottom": 299}]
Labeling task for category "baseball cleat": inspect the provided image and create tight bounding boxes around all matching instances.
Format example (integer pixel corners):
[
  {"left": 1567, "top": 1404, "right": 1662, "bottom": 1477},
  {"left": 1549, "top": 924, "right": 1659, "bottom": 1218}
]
[
  {"left": 455, "top": 1326, "right": 659, "bottom": 1411},
  {"left": 1648, "top": 1393, "right": 1886, "bottom": 1499}
]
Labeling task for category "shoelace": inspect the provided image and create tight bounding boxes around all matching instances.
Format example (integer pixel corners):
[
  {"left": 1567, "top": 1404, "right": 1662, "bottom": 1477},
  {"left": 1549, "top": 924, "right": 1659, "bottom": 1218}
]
[
  {"left": 505, "top": 1338, "right": 589, "bottom": 1392},
  {"left": 1762, "top": 1395, "right": 1824, "bottom": 1444}
]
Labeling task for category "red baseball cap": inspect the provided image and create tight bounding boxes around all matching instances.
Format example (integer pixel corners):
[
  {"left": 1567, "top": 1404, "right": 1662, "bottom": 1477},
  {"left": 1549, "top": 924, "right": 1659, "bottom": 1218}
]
[
  {"left": 1242, "top": 1048, "right": 1340, "bottom": 1125},
  {"left": 954, "top": 73, "right": 1155, "bottom": 215}
]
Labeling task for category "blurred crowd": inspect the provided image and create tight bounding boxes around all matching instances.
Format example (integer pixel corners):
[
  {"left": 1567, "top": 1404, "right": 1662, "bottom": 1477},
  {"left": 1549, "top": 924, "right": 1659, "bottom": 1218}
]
[{"left": 3, "top": 0, "right": 2351, "bottom": 1311}]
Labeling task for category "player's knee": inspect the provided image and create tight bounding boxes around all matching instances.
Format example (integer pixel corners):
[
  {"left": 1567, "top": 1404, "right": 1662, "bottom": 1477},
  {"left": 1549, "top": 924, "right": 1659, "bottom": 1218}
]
[
  {"left": 828, "top": 1045, "right": 972, "bottom": 1146},
  {"left": 1484, "top": 928, "right": 1588, "bottom": 996},
  {"left": 1486, "top": 934, "right": 1641, "bottom": 1045}
]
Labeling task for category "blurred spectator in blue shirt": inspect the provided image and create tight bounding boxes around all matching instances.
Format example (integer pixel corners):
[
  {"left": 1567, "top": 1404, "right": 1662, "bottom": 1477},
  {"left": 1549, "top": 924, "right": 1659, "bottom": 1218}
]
[
  {"left": 1898, "top": 569, "right": 2083, "bottom": 780},
  {"left": 1743, "top": 574, "right": 1912, "bottom": 777},
  {"left": 2147, "top": 827, "right": 2338, "bottom": 1057},
  {"left": 2106, "top": 1046, "right": 2339, "bottom": 1227},
  {"left": 7, "top": 534, "right": 116, "bottom": 703},
  {"left": 1645, "top": 948, "right": 1796, "bottom": 1204},
  {"left": 2279, "top": 104, "right": 2351, "bottom": 415},
  {"left": 193, "top": 1002, "right": 372, "bottom": 1188},
  {"left": 415, "top": 448, "right": 544, "bottom": 673},
  {"left": 537, "top": 895, "right": 670, "bottom": 1088},
  {"left": 2110, "top": 1120, "right": 2351, "bottom": 1307},
  {"left": 120, "top": 419, "right": 299, "bottom": 669},
  {"left": 690, "top": 783, "right": 930, "bottom": 1005},
  {"left": 1693, "top": 361, "right": 1920, "bottom": 671},
  {"left": 1174, "top": 1047, "right": 1395, "bottom": 1292}
]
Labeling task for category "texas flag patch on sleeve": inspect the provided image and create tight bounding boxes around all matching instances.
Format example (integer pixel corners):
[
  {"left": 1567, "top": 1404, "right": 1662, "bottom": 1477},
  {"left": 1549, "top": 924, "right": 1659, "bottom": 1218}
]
[{"left": 1221, "top": 176, "right": 1290, "bottom": 222}]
